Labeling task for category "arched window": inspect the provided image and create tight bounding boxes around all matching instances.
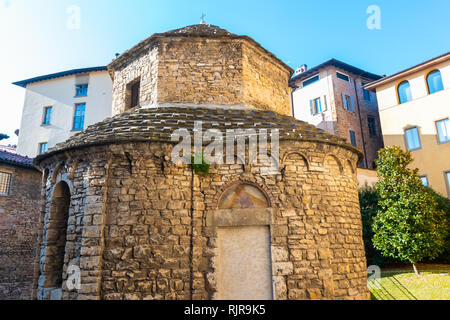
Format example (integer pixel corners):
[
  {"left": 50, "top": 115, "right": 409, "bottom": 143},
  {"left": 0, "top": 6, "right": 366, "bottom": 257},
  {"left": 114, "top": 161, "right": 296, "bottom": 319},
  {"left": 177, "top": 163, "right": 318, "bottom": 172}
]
[
  {"left": 397, "top": 81, "right": 412, "bottom": 104},
  {"left": 426, "top": 70, "right": 444, "bottom": 94}
]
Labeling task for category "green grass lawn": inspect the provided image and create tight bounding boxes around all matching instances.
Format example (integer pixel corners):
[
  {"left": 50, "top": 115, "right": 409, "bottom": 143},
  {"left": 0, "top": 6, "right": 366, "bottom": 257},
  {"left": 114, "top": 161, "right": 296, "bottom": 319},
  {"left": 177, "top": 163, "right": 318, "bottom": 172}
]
[{"left": 368, "top": 264, "right": 450, "bottom": 300}]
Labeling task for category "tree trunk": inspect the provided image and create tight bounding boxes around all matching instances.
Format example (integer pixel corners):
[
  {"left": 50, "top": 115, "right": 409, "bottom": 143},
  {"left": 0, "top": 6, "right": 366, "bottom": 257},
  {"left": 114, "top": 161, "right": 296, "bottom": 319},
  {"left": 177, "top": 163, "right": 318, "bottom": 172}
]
[{"left": 412, "top": 263, "right": 420, "bottom": 276}]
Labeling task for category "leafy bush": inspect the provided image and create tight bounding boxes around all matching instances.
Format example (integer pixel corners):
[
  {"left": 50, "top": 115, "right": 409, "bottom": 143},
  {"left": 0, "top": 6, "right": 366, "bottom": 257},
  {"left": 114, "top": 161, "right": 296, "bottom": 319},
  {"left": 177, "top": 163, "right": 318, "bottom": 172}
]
[
  {"left": 424, "top": 187, "right": 450, "bottom": 263},
  {"left": 359, "top": 185, "right": 387, "bottom": 266}
]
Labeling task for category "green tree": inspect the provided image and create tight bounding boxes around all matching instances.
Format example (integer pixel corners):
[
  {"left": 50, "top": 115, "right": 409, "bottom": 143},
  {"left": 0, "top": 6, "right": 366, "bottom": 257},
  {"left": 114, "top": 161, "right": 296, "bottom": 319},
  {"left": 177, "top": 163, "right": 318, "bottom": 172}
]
[
  {"left": 0, "top": 133, "right": 9, "bottom": 141},
  {"left": 373, "top": 146, "right": 447, "bottom": 275},
  {"left": 359, "top": 185, "right": 386, "bottom": 266}
]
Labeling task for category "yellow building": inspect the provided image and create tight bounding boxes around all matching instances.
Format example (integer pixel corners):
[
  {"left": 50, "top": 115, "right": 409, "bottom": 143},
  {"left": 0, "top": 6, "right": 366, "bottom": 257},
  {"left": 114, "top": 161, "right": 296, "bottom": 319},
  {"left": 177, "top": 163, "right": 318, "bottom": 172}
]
[{"left": 366, "top": 52, "right": 450, "bottom": 197}]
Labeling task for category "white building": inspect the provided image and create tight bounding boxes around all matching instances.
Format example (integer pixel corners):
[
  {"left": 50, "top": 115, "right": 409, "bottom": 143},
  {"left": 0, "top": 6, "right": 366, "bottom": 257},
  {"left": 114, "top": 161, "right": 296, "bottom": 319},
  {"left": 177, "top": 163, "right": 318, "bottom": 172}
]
[{"left": 13, "top": 67, "right": 113, "bottom": 158}]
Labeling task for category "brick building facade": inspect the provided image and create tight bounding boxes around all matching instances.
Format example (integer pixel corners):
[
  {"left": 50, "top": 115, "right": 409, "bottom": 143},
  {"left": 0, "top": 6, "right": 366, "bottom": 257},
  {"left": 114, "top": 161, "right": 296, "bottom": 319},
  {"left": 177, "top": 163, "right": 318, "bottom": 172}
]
[
  {"left": 290, "top": 59, "right": 385, "bottom": 169},
  {"left": 0, "top": 150, "right": 41, "bottom": 300}
]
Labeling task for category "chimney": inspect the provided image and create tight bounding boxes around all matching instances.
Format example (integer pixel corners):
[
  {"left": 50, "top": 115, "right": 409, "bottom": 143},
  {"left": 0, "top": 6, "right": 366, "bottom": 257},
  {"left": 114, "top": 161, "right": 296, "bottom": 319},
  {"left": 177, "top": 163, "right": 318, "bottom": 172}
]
[{"left": 295, "top": 64, "right": 308, "bottom": 76}]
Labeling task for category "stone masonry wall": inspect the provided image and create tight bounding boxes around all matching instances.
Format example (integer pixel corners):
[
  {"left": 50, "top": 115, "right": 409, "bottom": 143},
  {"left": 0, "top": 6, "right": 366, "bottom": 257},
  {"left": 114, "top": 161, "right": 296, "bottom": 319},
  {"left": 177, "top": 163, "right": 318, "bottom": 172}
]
[
  {"left": 35, "top": 140, "right": 369, "bottom": 300},
  {"left": 242, "top": 42, "right": 292, "bottom": 116},
  {"left": 110, "top": 37, "right": 293, "bottom": 117},
  {"left": 111, "top": 46, "right": 159, "bottom": 115},
  {"left": 157, "top": 38, "right": 244, "bottom": 107},
  {"left": 0, "top": 163, "right": 41, "bottom": 300}
]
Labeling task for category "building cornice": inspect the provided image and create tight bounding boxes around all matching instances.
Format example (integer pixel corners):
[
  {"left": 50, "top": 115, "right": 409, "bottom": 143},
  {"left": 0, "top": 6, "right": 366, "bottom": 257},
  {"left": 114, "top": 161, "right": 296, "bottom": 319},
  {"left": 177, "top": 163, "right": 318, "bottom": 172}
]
[{"left": 365, "top": 52, "right": 450, "bottom": 90}]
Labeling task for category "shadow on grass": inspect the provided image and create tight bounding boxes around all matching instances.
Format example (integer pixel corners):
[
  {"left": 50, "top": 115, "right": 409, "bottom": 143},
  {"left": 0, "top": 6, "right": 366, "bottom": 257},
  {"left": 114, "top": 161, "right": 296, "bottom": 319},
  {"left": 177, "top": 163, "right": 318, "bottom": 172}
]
[
  {"left": 379, "top": 263, "right": 450, "bottom": 276},
  {"left": 368, "top": 263, "right": 450, "bottom": 300},
  {"left": 369, "top": 276, "right": 417, "bottom": 300}
]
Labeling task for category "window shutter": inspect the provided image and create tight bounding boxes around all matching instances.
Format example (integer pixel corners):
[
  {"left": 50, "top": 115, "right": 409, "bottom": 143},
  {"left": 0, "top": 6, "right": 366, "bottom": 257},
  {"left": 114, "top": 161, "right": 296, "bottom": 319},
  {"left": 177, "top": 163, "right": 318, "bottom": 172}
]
[
  {"left": 323, "top": 95, "right": 328, "bottom": 111},
  {"left": 342, "top": 93, "right": 347, "bottom": 110},
  {"left": 350, "top": 96, "right": 355, "bottom": 112},
  {"left": 310, "top": 100, "right": 315, "bottom": 115}
]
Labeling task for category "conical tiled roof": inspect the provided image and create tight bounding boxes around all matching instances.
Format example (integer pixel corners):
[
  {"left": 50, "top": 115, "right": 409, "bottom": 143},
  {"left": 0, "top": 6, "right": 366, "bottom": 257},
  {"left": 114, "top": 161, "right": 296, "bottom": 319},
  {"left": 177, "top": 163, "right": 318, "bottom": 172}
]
[
  {"left": 35, "top": 104, "right": 362, "bottom": 164},
  {"left": 155, "top": 24, "right": 236, "bottom": 37}
]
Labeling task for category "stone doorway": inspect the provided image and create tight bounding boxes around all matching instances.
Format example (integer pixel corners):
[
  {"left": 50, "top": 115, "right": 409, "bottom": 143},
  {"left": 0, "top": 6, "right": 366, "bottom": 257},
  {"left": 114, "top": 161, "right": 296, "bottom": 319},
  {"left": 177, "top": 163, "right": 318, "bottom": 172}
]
[
  {"left": 211, "top": 183, "right": 274, "bottom": 300},
  {"left": 39, "top": 181, "right": 71, "bottom": 299}
]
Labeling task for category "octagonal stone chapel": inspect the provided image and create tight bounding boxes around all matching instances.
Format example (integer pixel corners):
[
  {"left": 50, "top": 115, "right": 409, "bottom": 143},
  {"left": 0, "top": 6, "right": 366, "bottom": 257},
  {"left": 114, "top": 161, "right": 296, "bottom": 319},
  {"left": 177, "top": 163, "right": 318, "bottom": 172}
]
[{"left": 33, "top": 24, "right": 370, "bottom": 300}]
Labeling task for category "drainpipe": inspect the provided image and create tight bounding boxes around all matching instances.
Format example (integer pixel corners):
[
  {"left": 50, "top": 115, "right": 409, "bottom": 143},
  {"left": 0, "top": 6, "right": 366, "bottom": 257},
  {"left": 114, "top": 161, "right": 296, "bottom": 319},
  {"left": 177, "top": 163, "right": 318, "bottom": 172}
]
[
  {"left": 353, "top": 78, "right": 369, "bottom": 168},
  {"left": 189, "top": 165, "right": 195, "bottom": 300},
  {"left": 289, "top": 83, "right": 299, "bottom": 118}
]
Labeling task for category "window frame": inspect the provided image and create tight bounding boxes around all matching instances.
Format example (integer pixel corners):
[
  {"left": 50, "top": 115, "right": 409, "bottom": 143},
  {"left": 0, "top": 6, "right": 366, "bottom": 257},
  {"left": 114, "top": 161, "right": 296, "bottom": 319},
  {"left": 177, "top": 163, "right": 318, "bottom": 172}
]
[
  {"left": 42, "top": 106, "right": 52, "bottom": 126},
  {"left": 349, "top": 130, "right": 357, "bottom": 147},
  {"left": 75, "top": 84, "right": 88, "bottom": 97},
  {"left": 313, "top": 97, "right": 322, "bottom": 115},
  {"left": 38, "top": 142, "right": 48, "bottom": 155},
  {"left": 404, "top": 126, "right": 422, "bottom": 151},
  {"left": 420, "top": 175, "right": 429, "bottom": 187},
  {"left": 426, "top": 69, "right": 444, "bottom": 95},
  {"left": 336, "top": 71, "right": 350, "bottom": 82},
  {"left": 362, "top": 83, "right": 372, "bottom": 101},
  {"left": 368, "top": 116, "right": 377, "bottom": 137},
  {"left": 0, "top": 171, "right": 12, "bottom": 196},
  {"left": 72, "top": 103, "right": 86, "bottom": 131},
  {"left": 397, "top": 80, "right": 412, "bottom": 104},
  {"left": 445, "top": 171, "right": 450, "bottom": 198},
  {"left": 125, "top": 77, "right": 142, "bottom": 110},
  {"left": 435, "top": 118, "right": 450, "bottom": 145},
  {"left": 342, "top": 93, "right": 355, "bottom": 112},
  {"left": 302, "top": 75, "right": 320, "bottom": 88}
]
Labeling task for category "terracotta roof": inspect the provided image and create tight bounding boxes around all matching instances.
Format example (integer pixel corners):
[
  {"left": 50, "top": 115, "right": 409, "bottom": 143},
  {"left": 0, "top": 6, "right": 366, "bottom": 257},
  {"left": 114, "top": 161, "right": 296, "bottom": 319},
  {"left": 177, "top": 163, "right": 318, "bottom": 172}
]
[
  {"left": 0, "top": 150, "right": 35, "bottom": 169},
  {"left": 35, "top": 104, "right": 362, "bottom": 165},
  {"left": 108, "top": 24, "right": 293, "bottom": 75}
]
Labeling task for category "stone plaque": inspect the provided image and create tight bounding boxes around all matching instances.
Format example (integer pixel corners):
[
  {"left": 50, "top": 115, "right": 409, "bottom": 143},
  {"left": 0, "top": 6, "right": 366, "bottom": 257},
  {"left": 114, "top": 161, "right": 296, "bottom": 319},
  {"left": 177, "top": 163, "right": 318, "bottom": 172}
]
[{"left": 217, "top": 226, "right": 273, "bottom": 300}]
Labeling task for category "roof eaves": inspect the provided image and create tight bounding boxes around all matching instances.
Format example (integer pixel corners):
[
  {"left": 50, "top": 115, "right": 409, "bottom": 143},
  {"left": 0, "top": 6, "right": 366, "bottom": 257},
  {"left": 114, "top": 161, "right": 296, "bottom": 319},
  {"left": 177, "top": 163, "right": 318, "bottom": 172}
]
[
  {"left": 0, "top": 152, "right": 36, "bottom": 170},
  {"left": 290, "top": 58, "right": 382, "bottom": 84},
  {"left": 12, "top": 66, "right": 108, "bottom": 88}
]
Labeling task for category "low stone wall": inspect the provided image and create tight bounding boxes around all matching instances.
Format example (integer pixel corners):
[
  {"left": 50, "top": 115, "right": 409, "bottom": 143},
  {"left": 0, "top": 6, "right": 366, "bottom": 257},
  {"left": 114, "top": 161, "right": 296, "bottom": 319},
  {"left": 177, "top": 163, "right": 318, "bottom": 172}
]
[
  {"left": 356, "top": 168, "right": 379, "bottom": 188},
  {"left": 0, "top": 163, "right": 41, "bottom": 300}
]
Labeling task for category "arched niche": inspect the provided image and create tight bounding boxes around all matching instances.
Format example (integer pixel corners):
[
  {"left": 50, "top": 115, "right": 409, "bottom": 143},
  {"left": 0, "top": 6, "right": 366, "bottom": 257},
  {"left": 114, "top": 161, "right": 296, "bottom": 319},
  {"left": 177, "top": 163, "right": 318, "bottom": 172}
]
[
  {"left": 344, "top": 160, "right": 355, "bottom": 176},
  {"left": 43, "top": 181, "right": 71, "bottom": 289},
  {"left": 283, "top": 152, "right": 309, "bottom": 174},
  {"left": 218, "top": 183, "right": 270, "bottom": 209},
  {"left": 324, "top": 154, "right": 343, "bottom": 175}
]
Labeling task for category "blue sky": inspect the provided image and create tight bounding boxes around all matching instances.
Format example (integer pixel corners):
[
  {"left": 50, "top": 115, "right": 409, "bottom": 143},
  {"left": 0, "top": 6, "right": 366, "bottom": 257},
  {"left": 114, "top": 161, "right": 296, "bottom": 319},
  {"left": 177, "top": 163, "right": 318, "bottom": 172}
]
[{"left": 1, "top": 0, "right": 449, "bottom": 146}]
